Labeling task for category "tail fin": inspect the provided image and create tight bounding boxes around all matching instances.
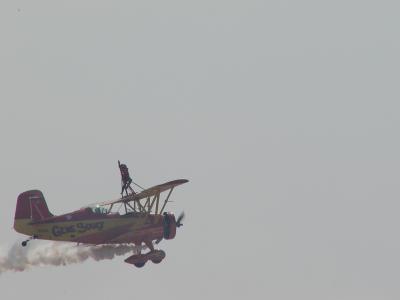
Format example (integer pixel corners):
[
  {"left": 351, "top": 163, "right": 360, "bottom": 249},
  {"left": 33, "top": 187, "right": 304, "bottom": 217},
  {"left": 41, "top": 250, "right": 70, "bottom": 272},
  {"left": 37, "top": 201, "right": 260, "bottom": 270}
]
[{"left": 14, "top": 190, "right": 53, "bottom": 222}]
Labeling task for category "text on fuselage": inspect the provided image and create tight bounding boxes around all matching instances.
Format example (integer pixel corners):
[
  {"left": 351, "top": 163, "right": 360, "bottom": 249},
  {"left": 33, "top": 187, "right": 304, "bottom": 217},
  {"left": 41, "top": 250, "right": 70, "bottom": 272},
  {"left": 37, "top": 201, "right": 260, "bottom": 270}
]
[{"left": 52, "top": 222, "right": 104, "bottom": 237}]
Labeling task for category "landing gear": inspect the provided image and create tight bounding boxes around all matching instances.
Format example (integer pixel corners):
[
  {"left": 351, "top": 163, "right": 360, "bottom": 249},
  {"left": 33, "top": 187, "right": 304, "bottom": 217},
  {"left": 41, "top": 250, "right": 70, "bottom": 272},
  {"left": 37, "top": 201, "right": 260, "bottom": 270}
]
[
  {"left": 125, "top": 250, "right": 166, "bottom": 267},
  {"left": 149, "top": 250, "right": 166, "bottom": 264},
  {"left": 133, "top": 262, "right": 146, "bottom": 268},
  {"left": 21, "top": 235, "right": 38, "bottom": 247},
  {"left": 151, "top": 257, "right": 163, "bottom": 264},
  {"left": 124, "top": 241, "right": 166, "bottom": 267}
]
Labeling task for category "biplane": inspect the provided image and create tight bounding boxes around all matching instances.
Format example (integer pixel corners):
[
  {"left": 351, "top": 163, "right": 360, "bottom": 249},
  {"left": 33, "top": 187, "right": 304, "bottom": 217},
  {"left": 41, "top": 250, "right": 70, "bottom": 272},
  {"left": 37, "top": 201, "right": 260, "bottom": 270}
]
[{"left": 13, "top": 179, "right": 188, "bottom": 267}]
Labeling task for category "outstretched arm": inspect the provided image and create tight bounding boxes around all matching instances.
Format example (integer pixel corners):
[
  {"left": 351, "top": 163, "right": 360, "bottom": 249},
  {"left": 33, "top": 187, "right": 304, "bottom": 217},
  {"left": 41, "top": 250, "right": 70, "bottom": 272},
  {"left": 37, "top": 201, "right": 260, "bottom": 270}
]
[{"left": 118, "top": 160, "right": 121, "bottom": 167}]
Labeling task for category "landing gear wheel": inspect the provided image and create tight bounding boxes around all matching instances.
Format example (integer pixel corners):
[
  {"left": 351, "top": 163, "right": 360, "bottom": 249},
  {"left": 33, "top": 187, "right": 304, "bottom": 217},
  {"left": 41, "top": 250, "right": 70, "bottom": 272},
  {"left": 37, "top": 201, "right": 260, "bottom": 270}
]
[
  {"left": 21, "top": 241, "right": 27, "bottom": 247},
  {"left": 150, "top": 250, "right": 165, "bottom": 264},
  {"left": 133, "top": 261, "right": 146, "bottom": 268}
]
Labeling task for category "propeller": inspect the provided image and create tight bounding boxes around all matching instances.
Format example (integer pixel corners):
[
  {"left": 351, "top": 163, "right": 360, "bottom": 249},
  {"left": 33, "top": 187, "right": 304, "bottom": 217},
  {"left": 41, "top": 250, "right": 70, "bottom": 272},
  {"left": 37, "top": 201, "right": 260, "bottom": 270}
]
[{"left": 176, "top": 212, "right": 185, "bottom": 227}]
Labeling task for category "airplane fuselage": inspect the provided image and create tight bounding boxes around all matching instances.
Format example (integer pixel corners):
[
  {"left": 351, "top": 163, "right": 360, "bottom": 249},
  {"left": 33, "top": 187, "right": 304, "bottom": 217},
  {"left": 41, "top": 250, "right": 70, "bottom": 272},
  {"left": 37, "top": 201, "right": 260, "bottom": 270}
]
[{"left": 15, "top": 207, "right": 176, "bottom": 245}]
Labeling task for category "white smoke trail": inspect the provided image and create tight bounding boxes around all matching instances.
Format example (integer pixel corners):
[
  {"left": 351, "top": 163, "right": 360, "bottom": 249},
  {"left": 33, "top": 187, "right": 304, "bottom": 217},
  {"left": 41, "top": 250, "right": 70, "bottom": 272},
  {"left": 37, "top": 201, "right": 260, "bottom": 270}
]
[{"left": 0, "top": 240, "right": 145, "bottom": 273}]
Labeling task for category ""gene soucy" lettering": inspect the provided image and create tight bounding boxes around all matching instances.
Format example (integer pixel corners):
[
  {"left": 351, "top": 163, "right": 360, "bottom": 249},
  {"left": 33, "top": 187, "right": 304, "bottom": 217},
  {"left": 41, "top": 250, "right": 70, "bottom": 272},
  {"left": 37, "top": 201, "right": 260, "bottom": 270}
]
[{"left": 52, "top": 222, "right": 104, "bottom": 237}]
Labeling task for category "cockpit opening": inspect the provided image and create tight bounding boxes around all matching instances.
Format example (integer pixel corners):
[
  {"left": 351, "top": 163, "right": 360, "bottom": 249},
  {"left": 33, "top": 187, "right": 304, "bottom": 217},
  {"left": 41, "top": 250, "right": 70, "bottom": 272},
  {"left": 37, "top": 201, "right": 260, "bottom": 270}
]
[{"left": 90, "top": 205, "right": 108, "bottom": 214}]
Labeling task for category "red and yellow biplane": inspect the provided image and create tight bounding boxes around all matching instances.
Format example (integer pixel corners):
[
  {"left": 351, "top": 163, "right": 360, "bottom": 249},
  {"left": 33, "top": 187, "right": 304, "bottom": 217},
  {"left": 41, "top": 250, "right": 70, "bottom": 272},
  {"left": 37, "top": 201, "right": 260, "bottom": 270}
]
[{"left": 13, "top": 179, "right": 188, "bottom": 267}]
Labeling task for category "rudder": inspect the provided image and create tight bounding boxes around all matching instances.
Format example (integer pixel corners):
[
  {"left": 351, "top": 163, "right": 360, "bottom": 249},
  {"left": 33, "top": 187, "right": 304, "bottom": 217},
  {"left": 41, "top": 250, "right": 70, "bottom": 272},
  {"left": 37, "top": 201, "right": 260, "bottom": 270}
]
[{"left": 14, "top": 190, "right": 53, "bottom": 222}]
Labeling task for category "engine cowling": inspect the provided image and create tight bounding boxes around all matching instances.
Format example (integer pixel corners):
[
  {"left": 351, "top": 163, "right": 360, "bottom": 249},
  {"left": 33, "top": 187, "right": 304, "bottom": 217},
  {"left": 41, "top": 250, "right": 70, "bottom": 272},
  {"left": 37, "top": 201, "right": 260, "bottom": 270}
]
[{"left": 162, "top": 213, "right": 176, "bottom": 240}]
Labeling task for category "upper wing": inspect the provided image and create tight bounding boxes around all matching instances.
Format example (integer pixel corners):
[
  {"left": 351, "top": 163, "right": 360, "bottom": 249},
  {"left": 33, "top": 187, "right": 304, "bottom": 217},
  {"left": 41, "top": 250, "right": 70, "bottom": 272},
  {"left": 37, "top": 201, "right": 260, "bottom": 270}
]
[{"left": 97, "top": 179, "right": 189, "bottom": 207}]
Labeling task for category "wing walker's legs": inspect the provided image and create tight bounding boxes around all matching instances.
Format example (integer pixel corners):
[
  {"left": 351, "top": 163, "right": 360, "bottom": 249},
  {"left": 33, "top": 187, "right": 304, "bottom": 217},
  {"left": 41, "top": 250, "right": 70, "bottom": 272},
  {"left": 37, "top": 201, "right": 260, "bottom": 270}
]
[
  {"left": 121, "top": 181, "right": 126, "bottom": 197},
  {"left": 127, "top": 178, "right": 135, "bottom": 195},
  {"left": 120, "top": 178, "right": 135, "bottom": 198}
]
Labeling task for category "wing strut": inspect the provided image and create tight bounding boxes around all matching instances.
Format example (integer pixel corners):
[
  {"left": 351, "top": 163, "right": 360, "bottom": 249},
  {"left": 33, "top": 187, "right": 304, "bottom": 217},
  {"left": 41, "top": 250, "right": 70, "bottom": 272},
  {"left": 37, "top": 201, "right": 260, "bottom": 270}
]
[{"left": 159, "top": 187, "right": 174, "bottom": 214}]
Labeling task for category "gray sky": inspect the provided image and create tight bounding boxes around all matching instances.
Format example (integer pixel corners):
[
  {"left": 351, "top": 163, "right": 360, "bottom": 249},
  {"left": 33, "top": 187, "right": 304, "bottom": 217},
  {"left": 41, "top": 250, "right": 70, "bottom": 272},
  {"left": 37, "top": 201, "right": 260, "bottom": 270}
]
[{"left": 1, "top": 0, "right": 399, "bottom": 299}]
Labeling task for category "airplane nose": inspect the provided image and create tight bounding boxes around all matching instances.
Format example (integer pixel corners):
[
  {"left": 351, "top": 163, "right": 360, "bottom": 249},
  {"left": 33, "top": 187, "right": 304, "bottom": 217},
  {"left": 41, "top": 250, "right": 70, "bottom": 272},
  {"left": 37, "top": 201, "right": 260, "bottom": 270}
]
[{"left": 162, "top": 213, "right": 176, "bottom": 240}]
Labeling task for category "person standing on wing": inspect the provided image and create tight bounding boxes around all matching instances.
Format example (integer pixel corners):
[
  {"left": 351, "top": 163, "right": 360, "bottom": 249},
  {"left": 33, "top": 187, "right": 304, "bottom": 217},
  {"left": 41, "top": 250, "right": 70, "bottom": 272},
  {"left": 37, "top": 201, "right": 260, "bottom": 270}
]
[{"left": 118, "top": 160, "right": 135, "bottom": 197}]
